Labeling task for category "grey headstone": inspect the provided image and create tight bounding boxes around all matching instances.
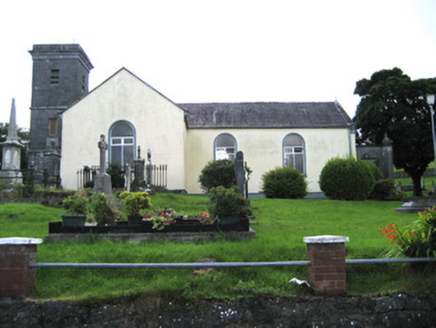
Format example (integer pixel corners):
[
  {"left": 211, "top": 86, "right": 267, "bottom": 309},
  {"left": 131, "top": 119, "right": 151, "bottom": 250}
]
[
  {"left": 235, "top": 151, "right": 246, "bottom": 197},
  {"left": 94, "top": 134, "right": 112, "bottom": 196},
  {"left": 98, "top": 135, "right": 108, "bottom": 174}
]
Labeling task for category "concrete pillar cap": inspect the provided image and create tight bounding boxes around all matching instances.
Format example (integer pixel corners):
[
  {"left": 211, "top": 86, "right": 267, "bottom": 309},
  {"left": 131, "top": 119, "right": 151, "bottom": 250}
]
[
  {"left": 303, "top": 235, "right": 349, "bottom": 244},
  {"left": 0, "top": 237, "right": 43, "bottom": 245}
]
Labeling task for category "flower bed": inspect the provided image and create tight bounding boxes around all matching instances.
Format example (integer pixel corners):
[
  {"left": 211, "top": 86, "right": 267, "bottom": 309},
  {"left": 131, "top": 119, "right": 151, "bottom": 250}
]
[
  {"left": 46, "top": 216, "right": 254, "bottom": 243},
  {"left": 47, "top": 190, "right": 254, "bottom": 240},
  {"left": 48, "top": 216, "right": 250, "bottom": 234}
]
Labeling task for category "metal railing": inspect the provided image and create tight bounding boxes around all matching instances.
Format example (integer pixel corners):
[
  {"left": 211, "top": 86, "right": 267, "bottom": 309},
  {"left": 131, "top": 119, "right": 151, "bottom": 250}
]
[
  {"left": 30, "top": 257, "right": 436, "bottom": 269},
  {"left": 149, "top": 164, "right": 167, "bottom": 188},
  {"left": 77, "top": 163, "right": 168, "bottom": 189},
  {"left": 77, "top": 166, "right": 98, "bottom": 189}
]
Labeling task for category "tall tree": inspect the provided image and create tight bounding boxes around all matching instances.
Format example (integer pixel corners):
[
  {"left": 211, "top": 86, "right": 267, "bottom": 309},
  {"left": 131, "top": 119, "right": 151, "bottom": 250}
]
[{"left": 354, "top": 68, "right": 436, "bottom": 196}]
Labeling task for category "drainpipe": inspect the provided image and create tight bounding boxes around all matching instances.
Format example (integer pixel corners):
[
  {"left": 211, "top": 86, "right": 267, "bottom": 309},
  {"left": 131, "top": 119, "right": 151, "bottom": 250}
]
[{"left": 348, "top": 124, "right": 356, "bottom": 157}]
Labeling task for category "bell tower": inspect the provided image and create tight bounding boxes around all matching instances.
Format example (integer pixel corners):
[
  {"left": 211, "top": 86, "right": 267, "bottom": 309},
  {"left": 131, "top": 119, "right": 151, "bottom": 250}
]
[{"left": 28, "top": 44, "right": 93, "bottom": 185}]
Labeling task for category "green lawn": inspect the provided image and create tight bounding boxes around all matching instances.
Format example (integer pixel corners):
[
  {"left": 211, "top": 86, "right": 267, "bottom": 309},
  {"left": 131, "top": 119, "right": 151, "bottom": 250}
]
[{"left": 1, "top": 194, "right": 435, "bottom": 302}]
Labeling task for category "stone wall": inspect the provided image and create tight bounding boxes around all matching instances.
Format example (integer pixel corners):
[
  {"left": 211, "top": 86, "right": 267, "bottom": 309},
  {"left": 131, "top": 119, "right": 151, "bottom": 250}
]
[
  {"left": 356, "top": 143, "right": 394, "bottom": 180},
  {"left": 1, "top": 293, "right": 435, "bottom": 327}
]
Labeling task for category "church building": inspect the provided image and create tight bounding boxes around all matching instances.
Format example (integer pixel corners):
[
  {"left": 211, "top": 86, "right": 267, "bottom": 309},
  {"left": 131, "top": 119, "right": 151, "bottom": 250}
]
[{"left": 28, "top": 44, "right": 356, "bottom": 194}]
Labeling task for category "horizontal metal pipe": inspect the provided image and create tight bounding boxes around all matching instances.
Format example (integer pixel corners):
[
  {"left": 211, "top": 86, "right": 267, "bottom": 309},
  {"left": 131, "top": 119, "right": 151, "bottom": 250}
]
[
  {"left": 30, "top": 257, "right": 436, "bottom": 269},
  {"left": 346, "top": 257, "right": 436, "bottom": 264},
  {"left": 31, "top": 261, "right": 311, "bottom": 269}
]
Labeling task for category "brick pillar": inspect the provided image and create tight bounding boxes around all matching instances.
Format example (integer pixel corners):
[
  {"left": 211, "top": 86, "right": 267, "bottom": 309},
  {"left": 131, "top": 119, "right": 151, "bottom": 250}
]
[
  {"left": 303, "top": 235, "right": 349, "bottom": 295},
  {"left": 0, "top": 237, "right": 42, "bottom": 298}
]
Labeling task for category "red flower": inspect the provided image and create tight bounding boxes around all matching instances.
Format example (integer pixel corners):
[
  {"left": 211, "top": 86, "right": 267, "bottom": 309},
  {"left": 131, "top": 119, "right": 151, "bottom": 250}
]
[{"left": 381, "top": 224, "right": 399, "bottom": 243}]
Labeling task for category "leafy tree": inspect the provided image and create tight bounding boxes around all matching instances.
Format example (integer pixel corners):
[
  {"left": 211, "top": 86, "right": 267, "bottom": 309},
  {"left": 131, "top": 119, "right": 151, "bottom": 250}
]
[{"left": 353, "top": 68, "right": 436, "bottom": 196}]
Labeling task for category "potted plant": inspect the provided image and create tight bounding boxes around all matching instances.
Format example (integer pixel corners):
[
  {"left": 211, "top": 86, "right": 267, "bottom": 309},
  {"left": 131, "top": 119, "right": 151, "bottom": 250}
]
[
  {"left": 89, "top": 192, "right": 120, "bottom": 226},
  {"left": 119, "top": 191, "right": 152, "bottom": 225},
  {"left": 61, "top": 192, "right": 89, "bottom": 227},
  {"left": 207, "top": 186, "right": 251, "bottom": 224}
]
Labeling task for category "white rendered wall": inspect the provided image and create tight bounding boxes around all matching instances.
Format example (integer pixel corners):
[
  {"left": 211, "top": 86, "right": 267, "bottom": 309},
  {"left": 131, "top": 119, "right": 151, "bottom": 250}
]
[
  {"left": 61, "top": 69, "right": 186, "bottom": 191},
  {"left": 185, "top": 127, "right": 355, "bottom": 194}
]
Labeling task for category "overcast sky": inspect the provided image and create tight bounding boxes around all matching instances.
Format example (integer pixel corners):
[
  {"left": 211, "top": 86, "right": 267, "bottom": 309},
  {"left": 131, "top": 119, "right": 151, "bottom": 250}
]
[{"left": 1, "top": 0, "right": 436, "bottom": 129}]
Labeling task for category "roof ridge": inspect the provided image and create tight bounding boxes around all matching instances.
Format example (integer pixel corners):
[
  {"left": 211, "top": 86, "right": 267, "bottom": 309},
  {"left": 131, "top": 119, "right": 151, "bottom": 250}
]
[{"left": 178, "top": 101, "right": 336, "bottom": 106}]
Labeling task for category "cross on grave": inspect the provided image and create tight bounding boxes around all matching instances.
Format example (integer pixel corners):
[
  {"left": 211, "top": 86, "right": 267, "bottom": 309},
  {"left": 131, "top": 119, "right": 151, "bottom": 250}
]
[
  {"left": 94, "top": 134, "right": 112, "bottom": 196},
  {"left": 98, "top": 135, "right": 108, "bottom": 174}
]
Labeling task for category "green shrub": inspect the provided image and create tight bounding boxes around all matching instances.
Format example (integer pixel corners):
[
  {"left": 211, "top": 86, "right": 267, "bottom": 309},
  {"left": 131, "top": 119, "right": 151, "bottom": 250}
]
[
  {"left": 89, "top": 192, "right": 120, "bottom": 225},
  {"left": 107, "top": 164, "right": 125, "bottom": 189},
  {"left": 319, "top": 156, "right": 375, "bottom": 200},
  {"left": 361, "top": 161, "right": 401, "bottom": 201},
  {"left": 369, "top": 179, "right": 402, "bottom": 201},
  {"left": 261, "top": 167, "right": 307, "bottom": 199},
  {"left": 198, "top": 160, "right": 237, "bottom": 193},
  {"left": 382, "top": 208, "right": 436, "bottom": 258},
  {"left": 119, "top": 191, "right": 152, "bottom": 216},
  {"left": 207, "top": 186, "right": 251, "bottom": 219},
  {"left": 364, "top": 161, "right": 383, "bottom": 181},
  {"left": 62, "top": 194, "right": 88, "bottom": 215}
]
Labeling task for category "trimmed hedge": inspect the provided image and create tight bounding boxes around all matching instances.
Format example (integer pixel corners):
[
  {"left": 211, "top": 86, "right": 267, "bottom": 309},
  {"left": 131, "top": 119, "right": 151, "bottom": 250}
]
[
  {"left": 262, "top": 167, "right": 308, "bottom": 199},
  {"left": 319, "top": 157, "right": 375, "bottom": 200}
]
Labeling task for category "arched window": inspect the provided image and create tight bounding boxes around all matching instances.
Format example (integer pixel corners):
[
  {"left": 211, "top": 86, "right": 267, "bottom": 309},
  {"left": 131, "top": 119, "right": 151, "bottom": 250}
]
[
  {"left": 109, "top": 121, "right": 135, "bottom": 168},
  {"left": 214, "top": 133, "right": 237, "bottom": 160},
  {"left": 283, "top": 133, "right": 305, "bottom": 174}
]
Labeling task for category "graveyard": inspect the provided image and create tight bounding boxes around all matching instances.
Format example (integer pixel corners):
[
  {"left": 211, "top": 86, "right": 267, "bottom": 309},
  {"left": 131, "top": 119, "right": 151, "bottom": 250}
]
[
  {"left": 1, "top": 121, "right": 435, "bottom": 301},
  {"left": 1, "top": 82, "right": 436, "bottom": 325},
  {"left": 2, "top": 192, "right": 436, "bottom": 301},
  {"left": 42, "top": 142, "right": 256, "bottom": 243},
  {"left": 1, "top": 115, "right": 436, "bottom": 305}
]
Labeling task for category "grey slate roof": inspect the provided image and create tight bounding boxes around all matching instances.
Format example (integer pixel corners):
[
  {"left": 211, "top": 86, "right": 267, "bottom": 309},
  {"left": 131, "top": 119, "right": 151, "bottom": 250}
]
[{"left": 179, "top": 102, "right": 353, "bottom": 129}]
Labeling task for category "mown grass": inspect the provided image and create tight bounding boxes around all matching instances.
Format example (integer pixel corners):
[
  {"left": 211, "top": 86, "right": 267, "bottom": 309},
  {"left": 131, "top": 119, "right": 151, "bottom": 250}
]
[{"left": 1, "top": 194, "right": 435, "bottom": 302}]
